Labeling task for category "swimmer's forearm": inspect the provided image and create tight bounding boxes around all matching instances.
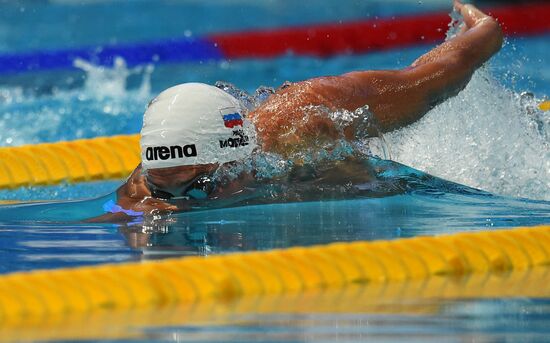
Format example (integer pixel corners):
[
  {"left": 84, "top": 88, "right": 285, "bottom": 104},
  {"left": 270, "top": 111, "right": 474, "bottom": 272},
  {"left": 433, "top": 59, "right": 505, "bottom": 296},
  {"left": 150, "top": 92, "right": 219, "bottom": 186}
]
[
  {"left": 405, "top": 7, "right": 503, "bottom": 111},
  {"left": 255, "top": 4, "right": 503, "bottom": 143},
  {"left": 337, "top": 5, "right": 502, "bottom": 133}
]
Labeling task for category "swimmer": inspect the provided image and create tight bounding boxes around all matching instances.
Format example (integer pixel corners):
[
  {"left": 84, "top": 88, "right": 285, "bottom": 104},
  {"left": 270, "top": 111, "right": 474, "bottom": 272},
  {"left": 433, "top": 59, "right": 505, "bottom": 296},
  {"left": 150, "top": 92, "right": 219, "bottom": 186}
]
[{"left": 95, "top": 1, "right": 503, "bottom": 222}]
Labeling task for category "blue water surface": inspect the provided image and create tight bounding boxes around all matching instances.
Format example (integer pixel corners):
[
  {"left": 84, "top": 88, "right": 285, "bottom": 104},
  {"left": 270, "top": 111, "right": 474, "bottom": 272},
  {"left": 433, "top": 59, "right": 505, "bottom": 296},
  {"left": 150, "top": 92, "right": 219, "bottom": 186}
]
[{"left": 0, "top": 0, "right": 549, "bottom": 342}]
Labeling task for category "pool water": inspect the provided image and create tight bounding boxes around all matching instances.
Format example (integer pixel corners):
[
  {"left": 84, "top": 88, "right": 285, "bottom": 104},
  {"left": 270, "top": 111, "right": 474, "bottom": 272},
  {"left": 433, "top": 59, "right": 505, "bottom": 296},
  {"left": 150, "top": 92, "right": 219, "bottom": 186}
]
[{"left": 0, "top": 0, "right": 549, "bottom": 342}]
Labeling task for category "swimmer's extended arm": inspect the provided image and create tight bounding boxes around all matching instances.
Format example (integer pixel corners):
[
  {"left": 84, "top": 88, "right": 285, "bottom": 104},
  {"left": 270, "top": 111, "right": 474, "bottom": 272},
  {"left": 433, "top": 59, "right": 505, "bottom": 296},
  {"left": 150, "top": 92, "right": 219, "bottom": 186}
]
[
  {"left": 252, "top": 2, "right": 503, "bottom": 152},
  {"left": 339, "top": 1, "right": 503, "bottom": 132}
]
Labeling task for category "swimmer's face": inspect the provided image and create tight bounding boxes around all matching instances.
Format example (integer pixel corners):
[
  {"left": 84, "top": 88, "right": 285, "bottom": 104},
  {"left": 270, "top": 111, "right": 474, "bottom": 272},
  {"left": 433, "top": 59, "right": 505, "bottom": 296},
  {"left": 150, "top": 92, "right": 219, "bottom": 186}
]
[{"left": 145, "top": 164, "right": 218, "bottom": 200}]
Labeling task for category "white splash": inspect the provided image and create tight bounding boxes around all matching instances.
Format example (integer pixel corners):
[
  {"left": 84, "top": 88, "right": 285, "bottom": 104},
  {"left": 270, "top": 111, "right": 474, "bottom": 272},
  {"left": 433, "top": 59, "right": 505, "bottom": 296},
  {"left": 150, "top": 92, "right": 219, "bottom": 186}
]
[
  {"left": 385, "top": 67, "right": 550, "bottom": 200},
  {"left": 0, "top": 57, "right": 153, "bottom": 146},
  {"left": 73, "top": 57, "right": 153, "bottom": 101}
]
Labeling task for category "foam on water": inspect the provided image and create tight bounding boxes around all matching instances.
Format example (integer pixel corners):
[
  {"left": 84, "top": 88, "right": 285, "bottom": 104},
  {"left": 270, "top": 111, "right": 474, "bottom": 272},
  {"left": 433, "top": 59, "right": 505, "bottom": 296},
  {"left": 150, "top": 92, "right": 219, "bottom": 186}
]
[
  {"left": 0, "top": 57, "right": 152, "bottom": 147},
  {"left": 217, "top": 58, "right": 550, "bottom": 202},
  {"left": 0, "top": 18, "right": 548, "bottom": 201},
  {"left": 211, "top": 82, "right": 390, "bottom": 185},
  {"left": 73, "top": 57, "right": 152, "bottom": 100},
  {"left": 385, "top": 66, "right": 549, "bottom": 201},
  {"left": 379, "top": 8, "right": 549, "bottom": 201}
]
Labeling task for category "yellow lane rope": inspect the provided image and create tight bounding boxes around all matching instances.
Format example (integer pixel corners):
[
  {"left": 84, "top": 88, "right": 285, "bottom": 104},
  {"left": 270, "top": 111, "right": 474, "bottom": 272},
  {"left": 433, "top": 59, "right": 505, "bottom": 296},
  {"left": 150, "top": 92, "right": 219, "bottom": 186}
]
[
  {"left": 0, "top": 225, "right": 549, "bottom": 325},
  {"left": 1, "top": 267, "right": 549, "bottom": 342},
  {"left": 0, "top": 134, "right": 140, "bottom": 189},
  {"left": 0, "top": 98, "right": 547, "bottom": 190}
]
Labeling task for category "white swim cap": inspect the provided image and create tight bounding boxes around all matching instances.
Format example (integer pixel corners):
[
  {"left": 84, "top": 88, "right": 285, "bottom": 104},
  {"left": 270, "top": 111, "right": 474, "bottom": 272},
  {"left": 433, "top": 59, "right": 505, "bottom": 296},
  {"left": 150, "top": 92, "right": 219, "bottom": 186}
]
[{"left": 140, "top": 83, "right": 257, "bottom": 170}]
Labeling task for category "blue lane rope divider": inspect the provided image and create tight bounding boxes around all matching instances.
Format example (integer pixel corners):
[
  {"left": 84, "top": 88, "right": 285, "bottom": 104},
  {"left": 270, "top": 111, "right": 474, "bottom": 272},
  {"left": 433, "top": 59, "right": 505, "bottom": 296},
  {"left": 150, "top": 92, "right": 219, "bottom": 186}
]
[
  {"left": 1, "top": 3, "right": 549, "bottom": 75},
  {"left": 0, "top": 37, "right": 221, "bottom": 74}
]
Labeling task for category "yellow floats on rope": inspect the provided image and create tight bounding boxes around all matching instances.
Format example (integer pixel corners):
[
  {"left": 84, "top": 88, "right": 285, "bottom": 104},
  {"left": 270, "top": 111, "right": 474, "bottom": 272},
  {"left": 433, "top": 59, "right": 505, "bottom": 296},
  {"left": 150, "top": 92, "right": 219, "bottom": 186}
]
[
  {"left": 0, "top": 134, "right": 140, "bottom": 189},
  {"left": 0, "top": 98, "right": 548, "bottom": 190},
  {"left": 3, "top": 268, "right": 550, "bottom": 342},
  {"left": 0, "top": 225, "right": 549, "bottom": 323}
]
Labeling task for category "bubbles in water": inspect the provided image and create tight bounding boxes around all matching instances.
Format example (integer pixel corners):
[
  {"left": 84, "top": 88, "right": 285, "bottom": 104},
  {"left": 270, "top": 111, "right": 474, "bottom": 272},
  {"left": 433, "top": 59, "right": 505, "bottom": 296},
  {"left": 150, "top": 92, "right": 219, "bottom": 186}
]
[
  {"left": 215, "top": 81, "right": 275, "bottom": 112},
  {"left": 0, "top": 86, "right": 24, "bottom": 105},
  {"left": 73, "top": 57, "right": 153, "bottom": 101},
  {"left": 519, "top": 91, "right": 549, "bottom": 141},
  {"left": 446, "top": 6, "right": 464, "bottom": 40},
  {"left": 0, "top": 57, "right": 153, "bottom": 146},
  {"left": 208, "top": 82, "right": 391, "bottom": 186},
  {"left": 385, "top": 67, "right": 550, "bottom": 200},
  {"left": 73, "top": 58, "right": 130, "bottom": 99}
]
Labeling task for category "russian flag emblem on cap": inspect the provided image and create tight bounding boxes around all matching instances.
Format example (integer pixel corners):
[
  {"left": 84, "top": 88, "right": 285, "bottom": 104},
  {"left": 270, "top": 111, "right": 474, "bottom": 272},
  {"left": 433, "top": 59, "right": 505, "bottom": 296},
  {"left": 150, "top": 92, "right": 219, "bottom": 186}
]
[{"left": 221, "top": 111, "right": 244, "bottom": 128}]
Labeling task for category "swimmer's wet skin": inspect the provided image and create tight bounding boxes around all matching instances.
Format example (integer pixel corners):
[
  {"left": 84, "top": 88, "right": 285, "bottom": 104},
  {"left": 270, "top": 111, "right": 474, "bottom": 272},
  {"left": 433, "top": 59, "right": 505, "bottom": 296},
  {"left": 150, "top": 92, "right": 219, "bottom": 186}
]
[{"left": 93, "top": 1, "right": 504, "bottom": 222}]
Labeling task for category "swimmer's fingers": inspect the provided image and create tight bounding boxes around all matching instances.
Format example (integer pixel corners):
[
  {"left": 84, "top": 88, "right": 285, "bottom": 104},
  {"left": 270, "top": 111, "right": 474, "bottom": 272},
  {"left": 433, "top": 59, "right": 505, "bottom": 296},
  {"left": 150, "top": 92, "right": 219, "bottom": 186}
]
[
  {"left": 449, "top": 0, "right": 469, "bottom": 37},
  {"left": 457, "top": 19, "right": 469, "bottom": 35},
  {"left": 136, "top": 197, "right": 178, "bottom": 215},
  {"left": 453, "top": 0, "right": 464, "bottom": 12}
]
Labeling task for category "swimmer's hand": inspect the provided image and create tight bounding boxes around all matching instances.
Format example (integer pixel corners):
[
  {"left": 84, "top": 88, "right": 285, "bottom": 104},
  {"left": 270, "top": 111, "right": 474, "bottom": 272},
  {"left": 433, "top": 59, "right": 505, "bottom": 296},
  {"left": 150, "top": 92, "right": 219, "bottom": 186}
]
[
  {"left": 453, "top": 0, "right": 503, "bottom": 39},
  {"left": 411, "top": 1, "right": 502, "bottom": 69},
  {"left": 117, "top": 165, "right": 178, "bottom": 216},
  {"left": 341, "top": 0, "right": 503, "bottom": 132},
  {"left": 453, "top": 0, "right": 464, "bottom": 12},
  {"left": 119, "top": 196, "right": 178, "bottom": 216},
  {"left": 87, "top": 165, "right": 177, "bottom": 223}
]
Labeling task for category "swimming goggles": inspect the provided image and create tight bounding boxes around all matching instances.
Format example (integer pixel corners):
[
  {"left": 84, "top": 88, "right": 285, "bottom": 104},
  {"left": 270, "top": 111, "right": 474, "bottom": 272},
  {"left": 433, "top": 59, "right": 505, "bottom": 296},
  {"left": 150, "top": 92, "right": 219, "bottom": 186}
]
[{"left": 147, "top": 174, "right": 215, "bottom": 201}]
